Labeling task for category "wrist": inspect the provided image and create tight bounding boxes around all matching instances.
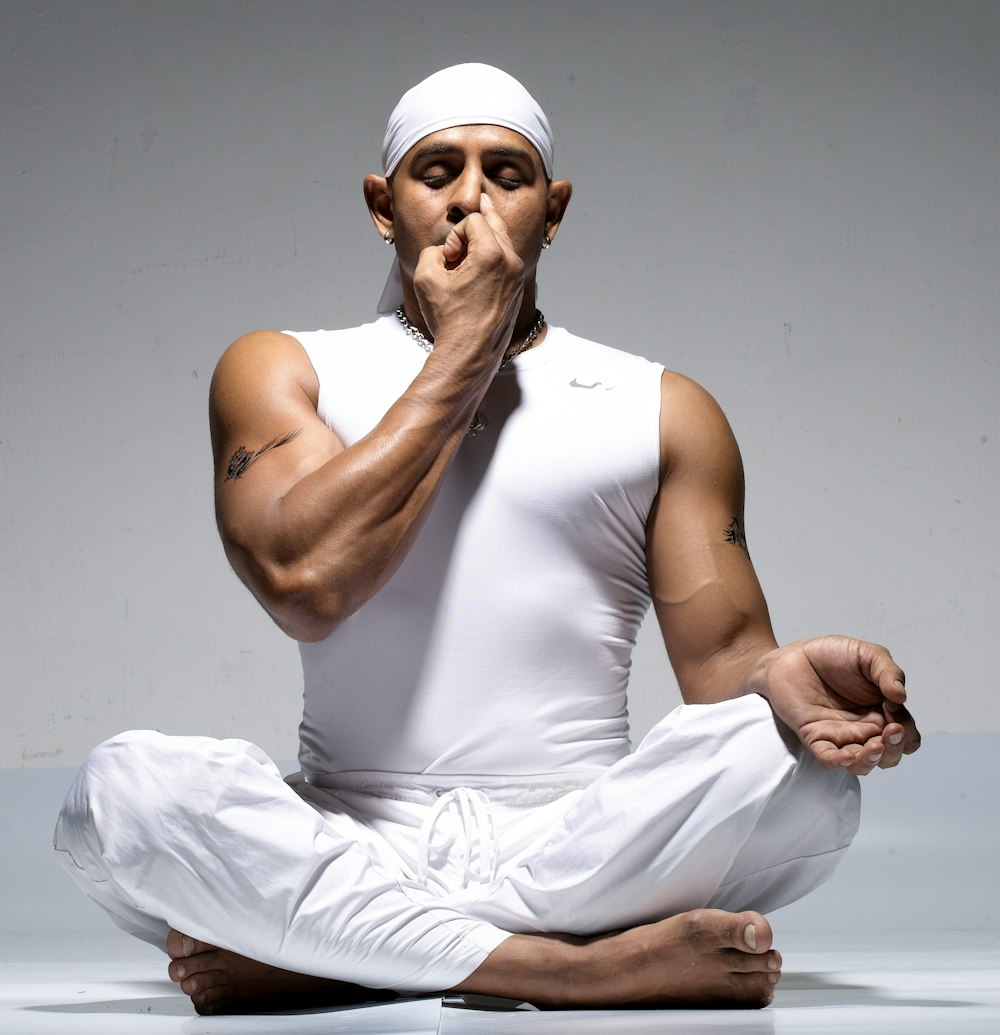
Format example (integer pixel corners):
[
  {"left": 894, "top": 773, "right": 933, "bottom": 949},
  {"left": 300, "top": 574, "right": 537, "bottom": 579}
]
[{"left": 736, "top": 646, "right": 780, "bottom": 702}]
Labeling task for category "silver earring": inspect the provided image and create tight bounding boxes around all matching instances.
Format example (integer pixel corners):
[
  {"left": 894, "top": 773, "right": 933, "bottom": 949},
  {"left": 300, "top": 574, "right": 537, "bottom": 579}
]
[
  {"left": 541, "top": 235, "right": 551, "bottom": 249},
  {"left": 383, "top": 231, "right": 394, "bottom": 244}
]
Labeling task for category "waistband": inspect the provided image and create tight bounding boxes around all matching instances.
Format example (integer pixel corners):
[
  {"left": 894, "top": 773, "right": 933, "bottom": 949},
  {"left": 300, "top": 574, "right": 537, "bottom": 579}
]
[{"left": 297, "top": 769, "right": 597, "bottom": 807}]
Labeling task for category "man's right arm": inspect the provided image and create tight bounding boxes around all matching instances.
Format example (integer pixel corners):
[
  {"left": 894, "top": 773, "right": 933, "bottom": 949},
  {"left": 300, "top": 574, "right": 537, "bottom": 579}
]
[
  {"left": 209, "top": 331, "right": 473, "bottom": 642},
  {"left": 211, "top": 199, "right": 525, "bottom": 643}
]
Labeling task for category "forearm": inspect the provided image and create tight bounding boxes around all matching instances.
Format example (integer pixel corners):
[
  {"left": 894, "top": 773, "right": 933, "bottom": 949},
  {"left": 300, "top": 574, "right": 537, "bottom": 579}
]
[
  {"left": 655, "top": 581, "right": 778, "bottom": 705},
  {"left": 678, "top": 637, "right": 779, "bottom": 705}
]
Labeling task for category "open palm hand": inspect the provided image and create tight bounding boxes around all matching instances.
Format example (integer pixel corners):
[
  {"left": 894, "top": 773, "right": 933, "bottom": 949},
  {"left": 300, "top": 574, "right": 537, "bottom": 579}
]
[{"left": 760, "top": 636, "right": 920, "bottom": 776}]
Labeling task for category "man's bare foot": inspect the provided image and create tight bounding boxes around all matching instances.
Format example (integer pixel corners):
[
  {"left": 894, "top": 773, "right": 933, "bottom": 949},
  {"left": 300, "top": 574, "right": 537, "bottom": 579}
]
[
  {"left": 167, "top": 909, "right": 779, "bottom": 1014},
  {"left": 165, "top": 929, "right": 396, "bottom": 1016},
  {"left": 453, "top": 909, "right": 782, "bottom": 1009}
]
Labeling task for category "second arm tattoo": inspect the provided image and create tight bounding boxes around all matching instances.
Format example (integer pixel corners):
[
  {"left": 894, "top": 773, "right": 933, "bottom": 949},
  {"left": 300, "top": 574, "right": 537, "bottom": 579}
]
[{"left": 724, "top": 516, "right": 750, "bottom": 556}]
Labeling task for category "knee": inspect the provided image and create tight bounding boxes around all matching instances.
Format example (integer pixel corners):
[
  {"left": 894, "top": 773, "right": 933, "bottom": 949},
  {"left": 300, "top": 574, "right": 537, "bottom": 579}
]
[
  {"left": 56, "top": 731, "right": 165, "bottom": 837},
  {"left": 76, "top": 730, "right": 180, "bottom": 808},
  {"left": 59, "top": 730, "right": 220, "bottom": 848},
  {"left": 54, "top": 731, "right": 151, "bottom": 873},
  {"left": 85, "top": 729, "right": 166, "bottom": 773}
]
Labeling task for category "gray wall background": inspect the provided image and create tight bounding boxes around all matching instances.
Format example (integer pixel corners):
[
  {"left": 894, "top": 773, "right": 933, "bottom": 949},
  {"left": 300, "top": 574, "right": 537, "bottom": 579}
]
[{"left": 2, "top": 0, "right": 998, "bottom": 771}]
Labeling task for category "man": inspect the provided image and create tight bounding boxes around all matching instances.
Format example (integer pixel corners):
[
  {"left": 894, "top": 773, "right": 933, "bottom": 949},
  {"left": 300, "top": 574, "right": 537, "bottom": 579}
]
[{"left": 55, "top": 64, "right": 919, "bottom": 1015}]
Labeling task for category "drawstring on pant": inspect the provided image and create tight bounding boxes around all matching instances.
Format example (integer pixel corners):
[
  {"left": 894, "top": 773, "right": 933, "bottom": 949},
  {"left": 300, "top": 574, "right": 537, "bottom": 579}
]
[{"left": 416, "top": 787, "right": 498, "bottom": 889}]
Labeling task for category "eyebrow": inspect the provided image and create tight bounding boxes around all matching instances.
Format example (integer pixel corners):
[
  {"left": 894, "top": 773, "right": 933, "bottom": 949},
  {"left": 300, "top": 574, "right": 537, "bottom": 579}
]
[{"left": 408, "top": 143, "right": 538, "bottom": 167}]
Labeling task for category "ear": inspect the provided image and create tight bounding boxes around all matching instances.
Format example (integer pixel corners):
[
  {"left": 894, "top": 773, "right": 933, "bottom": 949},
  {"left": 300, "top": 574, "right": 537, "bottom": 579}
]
[
  {"left": 543, "top": 179, "right": 573, "bottom": 244},
  {"left": 363, "top": 174, "right": 394, "bottom": 239}
]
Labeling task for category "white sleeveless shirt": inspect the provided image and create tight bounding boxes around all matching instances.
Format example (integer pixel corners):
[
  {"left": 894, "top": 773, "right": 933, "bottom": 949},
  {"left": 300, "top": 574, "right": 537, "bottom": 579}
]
[{"left": 289, "top": 317, "right": 663, "bottom": 786}]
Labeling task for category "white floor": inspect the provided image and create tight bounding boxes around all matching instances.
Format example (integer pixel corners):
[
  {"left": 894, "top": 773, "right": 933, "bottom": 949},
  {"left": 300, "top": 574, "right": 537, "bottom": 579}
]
[{"left": 3, "top": 930, "right": 999, "bottom": 1034}]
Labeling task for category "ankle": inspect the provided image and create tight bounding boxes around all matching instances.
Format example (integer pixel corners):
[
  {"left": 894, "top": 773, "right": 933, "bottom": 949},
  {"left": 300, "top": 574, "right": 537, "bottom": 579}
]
[{"left": 451, "top": 933, "right": 586, "bottom": 1007}]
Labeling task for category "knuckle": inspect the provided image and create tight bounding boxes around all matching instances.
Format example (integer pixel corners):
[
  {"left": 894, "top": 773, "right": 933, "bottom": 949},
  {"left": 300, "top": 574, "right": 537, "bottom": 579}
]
[{"left": 684, "top": 909, "right": 709, "bottom": 943}]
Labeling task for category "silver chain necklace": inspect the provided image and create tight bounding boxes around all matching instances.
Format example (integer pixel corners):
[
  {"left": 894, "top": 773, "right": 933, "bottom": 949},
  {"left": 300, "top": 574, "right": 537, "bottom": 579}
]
[
  {"left": 394, "top": 306, "right": 546, "bottom": 370},
  {"left": 394, "top": 306, "right": 545, "bottom": 437}
]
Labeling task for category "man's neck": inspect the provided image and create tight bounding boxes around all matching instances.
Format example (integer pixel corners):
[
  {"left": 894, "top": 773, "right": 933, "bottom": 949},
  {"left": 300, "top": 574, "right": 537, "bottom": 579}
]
[{"left": 397, "top": 286, "right": 543, "bottom": 359}]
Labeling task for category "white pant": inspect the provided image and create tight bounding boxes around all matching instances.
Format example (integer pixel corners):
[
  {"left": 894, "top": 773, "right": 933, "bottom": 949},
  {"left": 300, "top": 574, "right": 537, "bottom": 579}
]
[{"left": 53, "top": 695, "right": 859, "bottom": 993}]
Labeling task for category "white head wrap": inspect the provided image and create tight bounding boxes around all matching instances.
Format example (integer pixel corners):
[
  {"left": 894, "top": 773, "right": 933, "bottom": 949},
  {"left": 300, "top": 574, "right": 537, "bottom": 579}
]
[{"left": 376, "top": 63, "right": 554, "bottom": 313}]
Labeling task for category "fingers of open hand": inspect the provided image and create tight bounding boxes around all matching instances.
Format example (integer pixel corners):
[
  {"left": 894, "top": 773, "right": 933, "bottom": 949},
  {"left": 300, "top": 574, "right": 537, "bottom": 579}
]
[
  {"left": 807, "top": 724, "right": 883, "bottom": 773},
  {"left": 810, "top": 710, "right": 919, "bottom": 774},
  {"left": 839, "top": 735, "right": 888, "bottom": 776},
  {"left": 834, "top": 727, "right": 915, "bottom": 775},
  {"left": 810, "top": 743, "right": 866, "bottom": 774},
  {"left": 883, "top": 704, "right": 921, "bottom": 757},
  {"left": 874, "top": 723, "right": 907, "bottom": 770}
]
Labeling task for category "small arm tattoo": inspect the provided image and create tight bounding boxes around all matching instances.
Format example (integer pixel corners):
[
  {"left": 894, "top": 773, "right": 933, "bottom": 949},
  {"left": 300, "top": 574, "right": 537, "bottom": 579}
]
[
  {"left": 724, "top": 516, "right": 749, "bottom": 555},
  {"left": 224, "top": 429, "right": 302, "bottom": 482}
]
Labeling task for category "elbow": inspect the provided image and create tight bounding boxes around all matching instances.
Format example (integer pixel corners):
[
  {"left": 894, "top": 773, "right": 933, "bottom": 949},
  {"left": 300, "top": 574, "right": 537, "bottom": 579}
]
[
  {"left": 252, "top": 559, "right": 349, "bottom": 643},
  {"left": 273, "top": 604, "right": 341, "bottom": 644}
]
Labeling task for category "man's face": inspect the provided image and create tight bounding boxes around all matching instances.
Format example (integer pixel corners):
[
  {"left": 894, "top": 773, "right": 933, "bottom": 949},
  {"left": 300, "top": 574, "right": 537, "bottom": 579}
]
[{"left": 386, "top": 124, "right": 553, "bottom": 285}]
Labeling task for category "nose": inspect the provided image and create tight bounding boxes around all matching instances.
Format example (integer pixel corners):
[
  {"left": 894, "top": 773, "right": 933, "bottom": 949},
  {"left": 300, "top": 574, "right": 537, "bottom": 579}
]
[{"left": 446, "top": 165, "right": 484, "bottom": 224}]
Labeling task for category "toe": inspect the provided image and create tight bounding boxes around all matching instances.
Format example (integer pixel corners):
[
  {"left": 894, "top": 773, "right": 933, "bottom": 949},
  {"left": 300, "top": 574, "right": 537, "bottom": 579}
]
[
  {"left": 730, "top": 969, "right": 778, "bottom": 1008},
  {"left": 683, "top": 909, "right": 774, "bottom": 955},
  {"left": 180, "top": 967, "right": 224, "bottom": 1002},
  {"left": 166, "top": 929, "right": 186, "bottom": 960},
  {"left": 735, "top": 911, "right": 772, "bottom": 954},
  {"left": 168, "top": 946, "right": 224, "bottom": 985},
  {"left": 167, "top": 928, "right": 215, "bottom": 960},
  {"left": 730, "top": 948, "right": 781, "bottom": 975}
]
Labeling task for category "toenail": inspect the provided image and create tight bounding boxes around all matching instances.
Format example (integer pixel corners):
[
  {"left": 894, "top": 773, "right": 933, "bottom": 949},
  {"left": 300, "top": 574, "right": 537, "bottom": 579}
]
[
  {"left": 769, "top": 973, "right": 778, "bottom": 984},
  {"left": 181, "top": 935, "right": 194, "bottom": 956},
  {"left": 767, "top": 957, "right": 778, "bottom": 971},
  {"left": 175, "top": 964, "right": 186, "bottom": 979},
  {"left": 743, "top": 923, "right": 757, "bottom": 950}
]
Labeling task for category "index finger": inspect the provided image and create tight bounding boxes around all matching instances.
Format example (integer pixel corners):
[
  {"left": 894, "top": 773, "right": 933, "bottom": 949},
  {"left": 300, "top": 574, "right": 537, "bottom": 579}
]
[{"left": 476, "top": 193, "right": 515, "bottom": 250}]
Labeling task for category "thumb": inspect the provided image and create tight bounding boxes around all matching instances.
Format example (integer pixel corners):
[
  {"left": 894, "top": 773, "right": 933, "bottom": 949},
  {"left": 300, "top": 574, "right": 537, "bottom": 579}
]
[
  {"left": 860, "top": 641, "right": 907, "bottom": 705},
  {"left": 441, "top": 225, "right": 466, "bottom": 264}
]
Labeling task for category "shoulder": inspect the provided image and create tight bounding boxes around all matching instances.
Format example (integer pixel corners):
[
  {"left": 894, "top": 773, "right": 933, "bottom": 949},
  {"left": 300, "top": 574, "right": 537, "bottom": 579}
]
[
  {"left": 659, "top": 368, "right": 726, "bottom": 418},
  {"left": 657, "top": 370, "right": 743, "bottom": 481},
  {"left": 211, "top": 329, "right": 316, "bottom": 407},
  {"left": 209, "top": 330, "right": 332, "bottom": 448},
  {"left": 213, "top": 321, "right": 382, "bottom": 378},
  {"left": 213, "top": 328, "right": 310, "bottom": 378}
]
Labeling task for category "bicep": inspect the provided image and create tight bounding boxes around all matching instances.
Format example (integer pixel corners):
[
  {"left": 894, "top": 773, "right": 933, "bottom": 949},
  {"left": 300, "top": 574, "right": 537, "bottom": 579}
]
[
  {"left": 210, "top": 331, "right": 344, "bottom": 567},
  {"left": 647, "top": 373, "right": 777, "bottom": 702}
]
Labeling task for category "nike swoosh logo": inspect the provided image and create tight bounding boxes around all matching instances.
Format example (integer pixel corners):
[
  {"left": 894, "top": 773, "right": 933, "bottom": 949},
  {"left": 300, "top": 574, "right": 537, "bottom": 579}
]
[{"left": 569, "top": 378, "right": 603, "bottom": 389}]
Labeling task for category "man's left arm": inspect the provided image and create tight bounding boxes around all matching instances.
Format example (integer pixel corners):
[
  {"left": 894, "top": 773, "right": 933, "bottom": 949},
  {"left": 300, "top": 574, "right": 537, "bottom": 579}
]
[{"left": 647, "top": 370, "right": 920, "bottom": 776}]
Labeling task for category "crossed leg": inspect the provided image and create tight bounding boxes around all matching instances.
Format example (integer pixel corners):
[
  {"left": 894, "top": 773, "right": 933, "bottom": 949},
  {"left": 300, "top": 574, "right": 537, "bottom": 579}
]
[
  {"left": 167, "top": 909, "right": 782, "bottom": 1015},
  {"left": 61, "top": 700, "right": 847, "bottom": 1016}
]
